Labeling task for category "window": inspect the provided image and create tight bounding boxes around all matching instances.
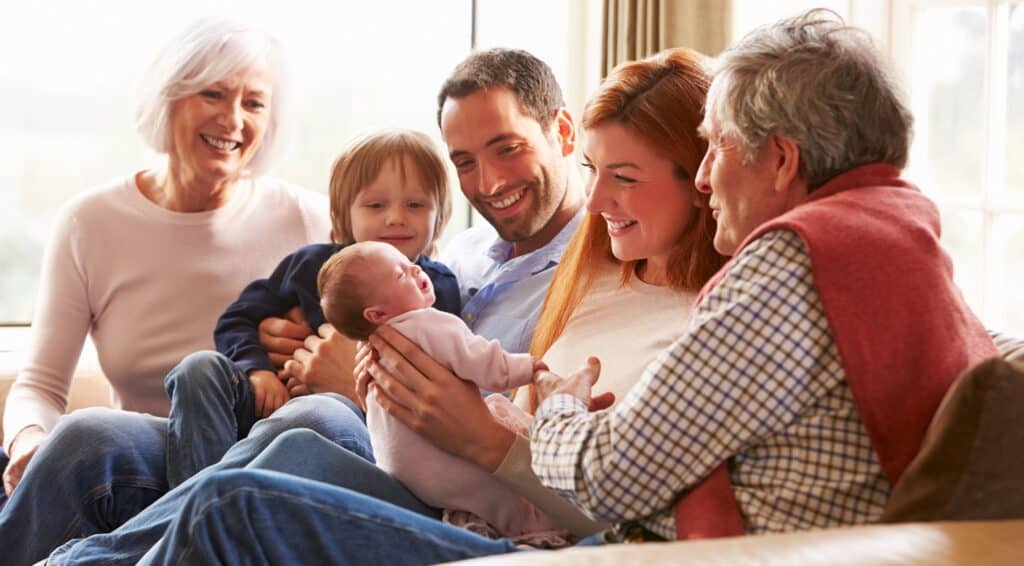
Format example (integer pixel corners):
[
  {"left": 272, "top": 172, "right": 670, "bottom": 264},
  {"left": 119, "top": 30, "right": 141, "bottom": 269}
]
[
  {"left": 734, "top": 1, "right": 1024, "bottom": 336},
  {"left": 893, "top": 0, "right": 1024, "bottom": 336},
  {"left": 1, "top": 1, "right": 478, "bottom": 325}
]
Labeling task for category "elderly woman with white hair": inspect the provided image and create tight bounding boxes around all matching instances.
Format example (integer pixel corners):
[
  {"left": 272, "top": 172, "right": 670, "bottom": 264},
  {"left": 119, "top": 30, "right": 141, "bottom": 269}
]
[{"left": 0, "top": 18, "right": 342, "bottom": 563}]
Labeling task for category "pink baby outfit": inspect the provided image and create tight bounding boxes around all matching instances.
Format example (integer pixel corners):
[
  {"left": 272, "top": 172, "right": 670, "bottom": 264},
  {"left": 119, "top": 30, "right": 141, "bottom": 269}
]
[{"left": 367, "top": 308, "right": 560, "bottom": 537}]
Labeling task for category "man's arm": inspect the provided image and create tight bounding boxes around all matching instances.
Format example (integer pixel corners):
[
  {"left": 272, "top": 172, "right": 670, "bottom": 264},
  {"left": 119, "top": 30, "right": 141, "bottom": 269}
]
[{"left": 530, "top": 230, "right": 843, "bottom": 526}]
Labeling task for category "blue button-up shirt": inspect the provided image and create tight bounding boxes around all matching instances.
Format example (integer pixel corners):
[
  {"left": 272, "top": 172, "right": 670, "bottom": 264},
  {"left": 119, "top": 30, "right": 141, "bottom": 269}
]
[{"left": 440, "top": 210, "right": 584, "bottom": 354}]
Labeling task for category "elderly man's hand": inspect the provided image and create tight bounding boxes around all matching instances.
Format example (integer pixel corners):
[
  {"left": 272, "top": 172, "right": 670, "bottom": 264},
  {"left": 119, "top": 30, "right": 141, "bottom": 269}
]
[{"left": 534, "top": 357, "right": 613, "bottom": 411}]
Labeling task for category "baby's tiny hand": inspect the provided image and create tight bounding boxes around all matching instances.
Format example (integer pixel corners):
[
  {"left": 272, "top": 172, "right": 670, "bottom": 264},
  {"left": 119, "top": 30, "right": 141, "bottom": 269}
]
[
  {"left": 531, "top": 358, "right": 549, "bottom": 375},
  {"left": 534, "top": 356, "right": 602, "bottom": 409}
]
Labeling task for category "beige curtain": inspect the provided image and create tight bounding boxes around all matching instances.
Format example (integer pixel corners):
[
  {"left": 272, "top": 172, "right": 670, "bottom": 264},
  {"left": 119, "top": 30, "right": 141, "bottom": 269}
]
[{"left": 602, "top": 0, "right": 732, "bottom": 76}]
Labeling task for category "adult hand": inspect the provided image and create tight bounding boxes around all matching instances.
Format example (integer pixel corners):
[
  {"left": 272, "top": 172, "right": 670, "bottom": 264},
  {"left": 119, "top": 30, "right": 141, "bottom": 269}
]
[
  {"left": 3, "top": 426, "right": 48, "bottom": 495},
  {"left": 282, "top": 324, "right": 358, "bottom": 400},
  {"left": 367, "top": 325, "right": 515, "bottom": 472},
  {"left": 283, "top": 376, "right": 312, "bottom": 398},
  {"left": 258, "top": 306, "right": 313, "bottom": 369},
  {"left": 535, "top": 356, "right": 613, "bottom": 411},
  {"left": 352, "top": 341, "right": 376, "bottom": 412}
]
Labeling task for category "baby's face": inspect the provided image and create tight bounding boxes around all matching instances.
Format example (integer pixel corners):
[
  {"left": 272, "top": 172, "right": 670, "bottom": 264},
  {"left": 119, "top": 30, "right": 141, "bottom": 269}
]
[{"left": 363, "top": 242, "right": 436, "bottom": 320}]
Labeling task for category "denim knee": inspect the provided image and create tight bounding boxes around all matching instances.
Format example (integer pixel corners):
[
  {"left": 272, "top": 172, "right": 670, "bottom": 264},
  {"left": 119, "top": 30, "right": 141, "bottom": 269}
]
[
  {"left": 272, "top": 394, "right": 364, "bottom": 431},
  {"left": 269, "top": 427, "right": 321, "bottom": 444},
  {"left": 164, "top": 350, "right": 238, "bottom": 400},
  {"left": 50, "top": 408, "right": 148, "bottom": 456},
  {"left": 252, "top": 395, "right": 372, "bottom": 462},
  {"left": 41, "top": 408, "right": 168, "bottom": 481},
  {"left": 193, "top": 468, "right": 244, "bottom": 495}
]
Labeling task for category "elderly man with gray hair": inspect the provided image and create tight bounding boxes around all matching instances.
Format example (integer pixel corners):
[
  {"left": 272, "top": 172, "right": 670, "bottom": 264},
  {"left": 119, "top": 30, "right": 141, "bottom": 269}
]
[{"left": 530, "top": 8, "right": 997, "bottom": 541}]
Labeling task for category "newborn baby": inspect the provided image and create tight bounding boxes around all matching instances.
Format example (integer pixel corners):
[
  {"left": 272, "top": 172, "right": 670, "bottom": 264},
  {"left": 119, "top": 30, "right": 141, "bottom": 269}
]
[{"left": 318, "top": 242, "right": 559, "bottom": 537}]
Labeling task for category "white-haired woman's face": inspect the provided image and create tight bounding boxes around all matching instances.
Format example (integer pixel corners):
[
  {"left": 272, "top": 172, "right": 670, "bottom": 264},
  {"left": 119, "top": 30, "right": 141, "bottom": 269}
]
[{"left": 167, "top": 63, "right": 273, "bottom": 184}]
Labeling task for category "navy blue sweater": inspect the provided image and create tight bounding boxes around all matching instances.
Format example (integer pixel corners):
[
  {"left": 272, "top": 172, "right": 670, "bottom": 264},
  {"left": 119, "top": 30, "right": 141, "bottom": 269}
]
[{"left": 215, "top": 243, "right": 461, "bottom": 375}]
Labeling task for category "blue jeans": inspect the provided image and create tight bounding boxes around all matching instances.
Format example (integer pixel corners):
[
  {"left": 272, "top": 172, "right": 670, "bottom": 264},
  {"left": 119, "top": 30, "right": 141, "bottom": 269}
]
[
  {"left": 0, "top": 409, "right": 169, "bottom": 566},
  {"left": 138, "top": 469, "right": 523, "bottom": 565},
  {"left": 164, "top": 351, "right": 258, "bottom": 488},
  {"left": 244, "top": 429, "right": 440, "bottom": 519},
  {"left": 48, "top": 428, "right": 435, "bottom": 565},
  {"left": 0, "top": 393, "right": 370, "bottom": 566}
]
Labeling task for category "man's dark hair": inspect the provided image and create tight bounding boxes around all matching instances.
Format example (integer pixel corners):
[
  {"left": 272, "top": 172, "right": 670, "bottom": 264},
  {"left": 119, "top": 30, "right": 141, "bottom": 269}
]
[{"left": 436, "top": 48, "right": 565, "bottom": 129}]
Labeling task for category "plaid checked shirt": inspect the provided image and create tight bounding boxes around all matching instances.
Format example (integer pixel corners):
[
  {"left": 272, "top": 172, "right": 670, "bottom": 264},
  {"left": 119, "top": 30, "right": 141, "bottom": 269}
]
[{"left": 531, "top": 229, "right": 891, "bottom": 539}]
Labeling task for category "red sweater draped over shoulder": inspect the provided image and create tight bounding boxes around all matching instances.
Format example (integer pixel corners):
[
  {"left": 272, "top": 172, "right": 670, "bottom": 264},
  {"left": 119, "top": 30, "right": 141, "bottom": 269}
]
[{"left": 673, "top": 164, "right": 997, "bottom": 539}]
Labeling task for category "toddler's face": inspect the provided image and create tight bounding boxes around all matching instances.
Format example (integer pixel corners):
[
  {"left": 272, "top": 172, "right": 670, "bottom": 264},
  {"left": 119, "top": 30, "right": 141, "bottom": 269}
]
[
  {"left": 350, "top": 155, "right": 437, "bottom": 260},
  {"left": 363, "top": 242, "right": 436, "bottom": 322}
]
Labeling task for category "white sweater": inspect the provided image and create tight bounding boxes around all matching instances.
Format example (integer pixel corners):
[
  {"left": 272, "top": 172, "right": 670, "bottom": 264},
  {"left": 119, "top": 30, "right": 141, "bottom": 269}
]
[
  {"left": 540, "top": 262, "right": 696, "bottom": 401},
  {"left": 3, "top": 174, "right": 330, "bottom": 451}
]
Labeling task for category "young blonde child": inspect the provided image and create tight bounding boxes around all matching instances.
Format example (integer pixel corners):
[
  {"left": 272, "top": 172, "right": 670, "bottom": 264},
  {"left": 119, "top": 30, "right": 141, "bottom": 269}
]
[
  {"left": 317, "top": 241, "right": 563, "bottom": 539},
  {"left": 164, "top": 130, "right": 461, "bottom": 487}
]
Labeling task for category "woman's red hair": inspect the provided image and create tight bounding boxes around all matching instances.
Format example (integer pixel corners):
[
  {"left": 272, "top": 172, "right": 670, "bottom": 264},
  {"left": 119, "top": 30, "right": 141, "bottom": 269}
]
[{"left": 525, "top": 48, "right": 727, "bottom": 410}]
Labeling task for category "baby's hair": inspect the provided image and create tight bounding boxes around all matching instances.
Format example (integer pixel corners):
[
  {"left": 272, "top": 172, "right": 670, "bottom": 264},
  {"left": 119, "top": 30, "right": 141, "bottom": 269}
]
[
  {"left": 318, "top": 246, "right": 378, "bottom": 341},
  {"left": 327, "top": 129, "right": 453, "bottom": 257}
]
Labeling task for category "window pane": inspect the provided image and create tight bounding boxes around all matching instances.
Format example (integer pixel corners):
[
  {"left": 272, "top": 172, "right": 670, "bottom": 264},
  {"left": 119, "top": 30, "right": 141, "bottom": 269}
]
[
  {"left": 938, "top": 206, "right": 985, "bottom": 318},
  {"left": 1007, "top": 3, "right": 1024, "bottom": 197},
  {"left": 990, "top": 214, "right": 1024, "bottom": 335},
  {"left": 1, "top": 1, "right": 472, "bottom": 324},
  {"left": 906, "top": 5, "right": 986, "bottom": 201},
  {"left": 475, "top": 0, "right": 569, "bottom": 89}
]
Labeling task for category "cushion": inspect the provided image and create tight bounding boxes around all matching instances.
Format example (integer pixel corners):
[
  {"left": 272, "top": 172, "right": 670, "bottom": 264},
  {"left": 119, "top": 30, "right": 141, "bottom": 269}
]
[{"left": 881, "top": 357, "right": 1024, "bottom": 522}]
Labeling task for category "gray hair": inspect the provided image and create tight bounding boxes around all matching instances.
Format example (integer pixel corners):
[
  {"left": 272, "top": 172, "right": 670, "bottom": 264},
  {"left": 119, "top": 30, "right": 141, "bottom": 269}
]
[
  {"left": 135, "top": 18, "right": 292, "bottom": 175},
  {"left": 706, "top": 9, "right": 913, "bottom": 189}
]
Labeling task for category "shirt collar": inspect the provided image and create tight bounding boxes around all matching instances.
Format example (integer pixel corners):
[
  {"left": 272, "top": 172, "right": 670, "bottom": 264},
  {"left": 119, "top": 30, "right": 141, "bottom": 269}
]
[{"left": 484, "top": 207, "right": 585, "bottom": 273}]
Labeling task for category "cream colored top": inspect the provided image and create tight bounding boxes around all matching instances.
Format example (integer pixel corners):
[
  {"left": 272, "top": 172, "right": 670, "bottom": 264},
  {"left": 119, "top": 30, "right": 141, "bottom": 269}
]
[
  {"left": 495, "top": 259, "right": 697, "bottom": 536},
  {"left": 538, "top": 261, "right": 695, "bottom": 402}
]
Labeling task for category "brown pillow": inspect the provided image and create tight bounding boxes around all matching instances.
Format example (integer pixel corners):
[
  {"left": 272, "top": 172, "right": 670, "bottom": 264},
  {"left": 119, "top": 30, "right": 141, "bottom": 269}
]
[{"left": 881, "top": 357, "right": 1024, "bottom": 522}]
